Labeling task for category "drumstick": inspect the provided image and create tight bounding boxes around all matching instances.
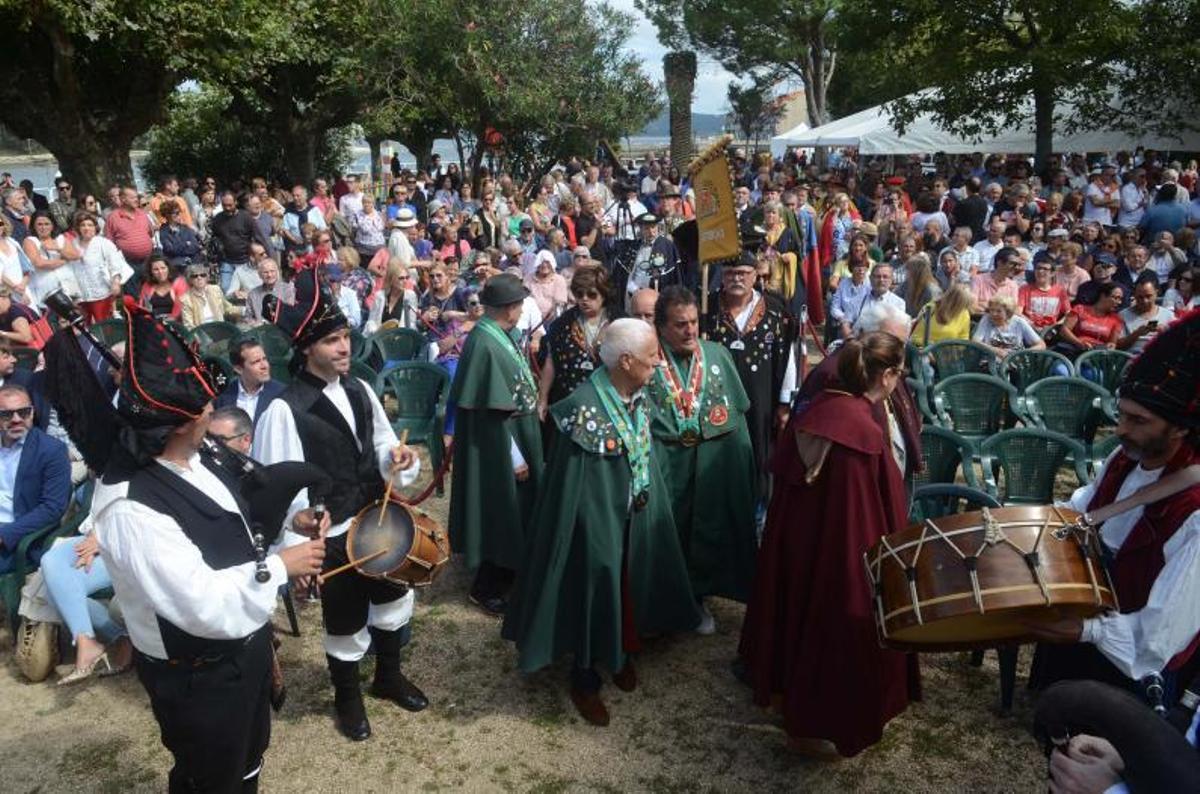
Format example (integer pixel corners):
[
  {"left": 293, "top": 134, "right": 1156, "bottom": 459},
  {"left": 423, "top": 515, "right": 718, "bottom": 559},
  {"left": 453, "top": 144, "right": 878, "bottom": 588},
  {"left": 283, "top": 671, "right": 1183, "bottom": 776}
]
[
  {"left": 378, "top": 429, "right": 410, "bottom": 528},
  {"left": 317, "top": 547, "right": 390, "bottom": 584}
]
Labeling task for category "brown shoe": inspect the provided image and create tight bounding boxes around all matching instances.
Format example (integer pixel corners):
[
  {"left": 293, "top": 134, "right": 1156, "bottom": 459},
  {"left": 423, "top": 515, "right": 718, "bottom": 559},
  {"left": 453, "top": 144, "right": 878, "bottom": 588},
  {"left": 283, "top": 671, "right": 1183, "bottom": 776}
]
[
  {"left": 569, "top": 688, "right": 610, "bottom": 726},
  {"left": 612, "top": 663, "right": 637, "bottom": 692}
]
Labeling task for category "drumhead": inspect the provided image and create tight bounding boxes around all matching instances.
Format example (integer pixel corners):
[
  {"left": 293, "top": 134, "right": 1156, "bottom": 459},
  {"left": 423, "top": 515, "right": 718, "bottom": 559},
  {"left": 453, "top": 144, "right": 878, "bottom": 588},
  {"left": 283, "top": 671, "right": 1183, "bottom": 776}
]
[{"left": 348, "top": 502, "right": 416, "bottom": 577}]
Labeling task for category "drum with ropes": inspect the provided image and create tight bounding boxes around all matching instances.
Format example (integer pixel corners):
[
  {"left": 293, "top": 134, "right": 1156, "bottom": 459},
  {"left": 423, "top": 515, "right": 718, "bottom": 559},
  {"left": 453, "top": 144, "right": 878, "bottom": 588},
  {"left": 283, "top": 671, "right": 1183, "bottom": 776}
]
[{"left": 318, "top": 430, "right": 450, "bottom": 588}]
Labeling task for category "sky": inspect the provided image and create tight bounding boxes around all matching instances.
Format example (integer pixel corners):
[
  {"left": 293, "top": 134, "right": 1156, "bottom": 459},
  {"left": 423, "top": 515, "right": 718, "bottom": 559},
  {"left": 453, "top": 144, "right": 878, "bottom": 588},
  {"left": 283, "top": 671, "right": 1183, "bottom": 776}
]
[{"left": 607, "top": 0, "right": 739, "bottom": 115}]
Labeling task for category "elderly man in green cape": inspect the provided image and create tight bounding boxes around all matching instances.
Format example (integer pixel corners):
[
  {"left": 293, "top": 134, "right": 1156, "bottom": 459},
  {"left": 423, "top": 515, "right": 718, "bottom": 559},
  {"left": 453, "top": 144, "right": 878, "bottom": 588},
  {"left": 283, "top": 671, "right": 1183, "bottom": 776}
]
[
  {"left": 647, "top": 286, "right": 757, "bottom": 632},
  {"left": 502, "top": 318, "right": 700, "bottom": 726},
  {"left": 448, "top": 273, "right": 544, "bottom": 616}
]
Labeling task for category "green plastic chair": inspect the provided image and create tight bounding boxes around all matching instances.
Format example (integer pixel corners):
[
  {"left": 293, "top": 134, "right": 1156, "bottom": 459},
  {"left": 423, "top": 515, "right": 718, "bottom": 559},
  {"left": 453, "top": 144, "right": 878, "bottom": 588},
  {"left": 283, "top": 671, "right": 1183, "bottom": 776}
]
[
  {"left": 997, "top": 349, "right": 1074, "bottom": 393},
  {"left": 0, "top": 481, "right": 91, "bottom": 637},
  {"left": 349, "top": 360, "right": 380, "bottom": 392},
  {"left": 979, "top": 428, "right": 1090, "bottom": 505},
  {"left": 90, "top": 318, "right": 127, "bottom": 348},
  {"left": 926, "top": 340, "right": 997, "bottom": 382},
  {"left": 376, "top": 363, "right": 449, "bottom": 494},
  {"left": 1018, "top": 377, "right": 1118, "bottom": 442},
  {"left": 268, "top": 357, "right": 293, "bottom": 385},
  {"left": 366, "top": 327, "right": 427, "bottom": 372},
  {"left": 931, "top": 373, "right": 1018, "bottom": 452},
  {"left": 241, "top": 324, "right": 294, "bottom": 360},
  {"left": 1076, "top": 349, "right": 1133, "bottom": 394},
  {"left": 11, "top": 346, "right": 38, "bottom": 371},
  {"left": 1088, "top": 433, "right": 1122, "bottom": 481},
  {"left": 350, "top": 328, "right": 369, "bottom": 362},
  {"left": 909, "top": 483, "right": 1001, "bottom": 523},
  {"left": 190, "top": 320, "right": 242, "bottom": 356},
  {"left": 914, "top": 426, "right": 979, "bottom": 489}
]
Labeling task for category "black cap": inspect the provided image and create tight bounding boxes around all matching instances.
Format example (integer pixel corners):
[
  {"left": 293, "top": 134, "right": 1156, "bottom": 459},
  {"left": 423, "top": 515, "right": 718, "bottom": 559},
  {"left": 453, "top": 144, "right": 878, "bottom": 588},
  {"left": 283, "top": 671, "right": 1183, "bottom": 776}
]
[
  {"left": 274, "top": 264, "right": 348, "bottom": 350},
  {"left": 117, "top": 296, "right": 221, "bottom": 429},
  {"left": 479, "top": 273, "right": 530, "bottom": 307},
  {"left": 635, "top": 212, "right": 660, "bottom": 225},
  {"left": 1120, "top": 309, "right": 1199, "bottom": 429}
]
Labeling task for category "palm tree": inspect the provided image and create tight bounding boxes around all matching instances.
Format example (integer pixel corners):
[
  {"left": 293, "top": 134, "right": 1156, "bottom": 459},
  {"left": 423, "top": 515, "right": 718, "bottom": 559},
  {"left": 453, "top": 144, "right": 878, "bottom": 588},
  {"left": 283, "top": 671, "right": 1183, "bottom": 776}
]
[{"left": 663, "top": 51, "right": 696, "bottom": 169}]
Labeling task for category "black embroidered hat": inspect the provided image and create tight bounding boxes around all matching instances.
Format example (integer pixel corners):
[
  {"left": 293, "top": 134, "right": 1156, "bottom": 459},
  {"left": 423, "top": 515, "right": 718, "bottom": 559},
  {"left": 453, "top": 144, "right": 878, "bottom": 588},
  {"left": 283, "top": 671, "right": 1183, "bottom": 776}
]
[
  {"left": 273, "top": 263, "right": 348, "bottom": 350},
  {"left": 1120, "top": 308, "right": 1200, "bottom": 430},
  {"left": 117, "top": 295, "right": 221, "bottom": 428},
  {"left": 479, "top": 272, "right": 530, "bottom": 308}
]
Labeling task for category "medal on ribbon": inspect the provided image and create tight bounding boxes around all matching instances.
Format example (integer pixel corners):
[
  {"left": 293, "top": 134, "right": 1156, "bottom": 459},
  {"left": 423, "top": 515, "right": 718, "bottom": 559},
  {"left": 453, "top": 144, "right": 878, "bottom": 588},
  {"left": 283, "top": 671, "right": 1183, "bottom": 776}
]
[
  {"left": 656, "top": 344, "right": 707, "bottom": 447},
  {"left": 592, "top": 368, "right": 652, "bottom": 510}
]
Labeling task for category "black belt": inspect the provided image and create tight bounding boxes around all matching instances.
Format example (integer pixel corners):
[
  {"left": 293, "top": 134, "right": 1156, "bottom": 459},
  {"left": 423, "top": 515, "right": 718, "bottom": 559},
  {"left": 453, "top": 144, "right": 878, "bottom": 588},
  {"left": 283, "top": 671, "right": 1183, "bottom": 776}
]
[{"left": 137, "top": 626, "right": 267, "bottom": 669}]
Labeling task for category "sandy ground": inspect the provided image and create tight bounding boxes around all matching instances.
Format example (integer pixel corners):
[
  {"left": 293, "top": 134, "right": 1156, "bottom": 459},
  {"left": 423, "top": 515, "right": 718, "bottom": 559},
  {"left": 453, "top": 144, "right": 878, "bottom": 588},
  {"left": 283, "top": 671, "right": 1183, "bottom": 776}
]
[{"left": 0, "top": 463, "right": 1052, "bottom": 793}]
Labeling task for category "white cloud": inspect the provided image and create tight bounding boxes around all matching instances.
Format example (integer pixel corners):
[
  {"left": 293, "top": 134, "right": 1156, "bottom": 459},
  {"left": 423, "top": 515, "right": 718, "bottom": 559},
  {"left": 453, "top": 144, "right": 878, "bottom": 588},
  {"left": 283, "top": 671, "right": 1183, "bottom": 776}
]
[{"left": 604, "top": 0, "right": 740, "bottom": 115}]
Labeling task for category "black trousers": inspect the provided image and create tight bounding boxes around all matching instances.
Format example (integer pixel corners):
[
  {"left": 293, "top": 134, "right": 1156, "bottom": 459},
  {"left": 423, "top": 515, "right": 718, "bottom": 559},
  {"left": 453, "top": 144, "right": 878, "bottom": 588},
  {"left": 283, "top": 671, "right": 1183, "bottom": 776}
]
[
  {"left": 1034, "top": 679, "right": 1200, "bottom": 791},
  {"left": 135, "top": 628, "right": 272, "bottom": 793},
  {"left": 470, "top": 560, "right": 514, "bottom": 602},
  {"left": 321, "top": 533, "right": 408, "bottom": 636}
]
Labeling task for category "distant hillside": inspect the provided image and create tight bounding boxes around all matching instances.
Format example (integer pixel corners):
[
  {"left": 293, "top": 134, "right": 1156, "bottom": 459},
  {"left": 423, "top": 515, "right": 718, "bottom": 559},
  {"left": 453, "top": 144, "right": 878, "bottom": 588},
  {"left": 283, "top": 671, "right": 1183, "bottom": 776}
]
[{"left": 637, "top": 112, "right": 727, "bottom": 138}]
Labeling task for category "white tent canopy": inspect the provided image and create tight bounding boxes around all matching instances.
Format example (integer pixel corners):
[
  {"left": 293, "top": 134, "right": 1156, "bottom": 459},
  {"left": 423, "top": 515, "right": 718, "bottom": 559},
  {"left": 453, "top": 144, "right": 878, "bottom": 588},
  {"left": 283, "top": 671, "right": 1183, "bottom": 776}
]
[
  {"left": 770, "top": 122, "right": 808, "bottom": 158},
  {"left": 780, "top": 93, "right": 1200, "bottom": 154}
]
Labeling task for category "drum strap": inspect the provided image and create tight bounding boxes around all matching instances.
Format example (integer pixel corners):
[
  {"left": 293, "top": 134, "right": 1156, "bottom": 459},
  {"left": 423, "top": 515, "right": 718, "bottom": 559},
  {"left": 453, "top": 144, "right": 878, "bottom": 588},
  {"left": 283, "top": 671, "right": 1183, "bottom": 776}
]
[{"left": 1083, "top": 465, "right": 1200, "bottom": 528}]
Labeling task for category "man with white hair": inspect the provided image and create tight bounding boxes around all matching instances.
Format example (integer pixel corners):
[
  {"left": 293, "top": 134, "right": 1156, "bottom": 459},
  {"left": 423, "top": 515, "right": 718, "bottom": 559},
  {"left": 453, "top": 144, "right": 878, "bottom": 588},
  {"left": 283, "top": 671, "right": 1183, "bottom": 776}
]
[
  {"left": 503, "top": 318, "right": 700, "bottom": 727},
  {"left": 791, "top": 300, "right": 923, "bottom": 489}
]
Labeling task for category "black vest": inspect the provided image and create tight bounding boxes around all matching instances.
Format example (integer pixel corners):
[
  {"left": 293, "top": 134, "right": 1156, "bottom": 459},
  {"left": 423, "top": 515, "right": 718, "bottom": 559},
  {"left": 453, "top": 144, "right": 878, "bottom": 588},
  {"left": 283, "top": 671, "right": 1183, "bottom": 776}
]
[
  {"left": 126, "top": 459, "right": 260, "bottom": 660},
  {"left": 279, "top": 371, "right": 384, "bottom": 524}
]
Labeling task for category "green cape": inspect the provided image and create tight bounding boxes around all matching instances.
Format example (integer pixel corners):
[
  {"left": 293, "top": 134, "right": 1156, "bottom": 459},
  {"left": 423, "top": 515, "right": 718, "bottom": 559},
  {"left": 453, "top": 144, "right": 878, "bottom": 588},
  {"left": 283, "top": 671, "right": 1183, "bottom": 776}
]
[
  {"left": 448, "top": 321, "right": 544, "bottom": 571},
  {"left": 645, "top": 340, "right": 758, "bottom": 602},
  {"left": 502, "top": 379, "right": 700, "bottom": 674}
]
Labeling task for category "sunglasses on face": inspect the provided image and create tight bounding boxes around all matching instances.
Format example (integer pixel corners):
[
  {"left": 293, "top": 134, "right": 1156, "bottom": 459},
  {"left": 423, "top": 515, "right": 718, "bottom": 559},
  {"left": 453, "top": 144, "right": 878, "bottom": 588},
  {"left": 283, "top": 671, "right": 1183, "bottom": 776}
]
[
  {"left": 0, "top": 406, "right": 33, "bottom": 421},
  {"left": 189, "top": 273, "right": 208, "bottom": 280},
  {"left": 573, "top": 290, "right": 601, "bottom": 299}
]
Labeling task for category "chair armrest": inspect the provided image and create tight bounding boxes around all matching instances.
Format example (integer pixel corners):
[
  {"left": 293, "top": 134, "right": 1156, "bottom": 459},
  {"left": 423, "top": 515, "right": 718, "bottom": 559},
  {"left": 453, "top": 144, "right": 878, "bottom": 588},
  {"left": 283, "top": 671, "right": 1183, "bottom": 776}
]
[
  {"left": 959, "top": 448, "right": 981, "bottom": 489},
  {"left": 978, "top": 451, "right": 1001, "bottom": 499},
  {"left": 11, "top": 519, "right": 64, "bottom": 579}
]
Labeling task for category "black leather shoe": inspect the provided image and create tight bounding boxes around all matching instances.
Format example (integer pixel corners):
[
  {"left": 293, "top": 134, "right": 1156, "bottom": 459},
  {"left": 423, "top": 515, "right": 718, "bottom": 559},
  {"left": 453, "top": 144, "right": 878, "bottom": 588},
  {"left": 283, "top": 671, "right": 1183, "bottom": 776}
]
[
  {"left": 334, "top": 691, "right": 371, "bottom": 741},
  {"left": 371, "top": 671, "right": 429, "bottom": 712},
  {"left": 469, "top": 593, "right": 507, "bottom": 617}
]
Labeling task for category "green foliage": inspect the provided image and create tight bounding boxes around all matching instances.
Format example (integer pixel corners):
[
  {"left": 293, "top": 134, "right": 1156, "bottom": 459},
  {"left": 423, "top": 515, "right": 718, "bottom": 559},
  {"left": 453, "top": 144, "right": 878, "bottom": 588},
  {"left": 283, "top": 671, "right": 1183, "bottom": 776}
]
[
  {"left": 726, "top": 79, "right": 784, "bottom": 144},
  {"left": 637, "top": 0, "right": 838, "bottom": 125},
  {"left": 834, "top": 0, "right": 1138, "bottom": 163},
  {"left": 1116, "top": 0, "right": 1200, "bottom": 138},
  {"left": 140, "top": 86, "right": 351, "bottom": 186}
]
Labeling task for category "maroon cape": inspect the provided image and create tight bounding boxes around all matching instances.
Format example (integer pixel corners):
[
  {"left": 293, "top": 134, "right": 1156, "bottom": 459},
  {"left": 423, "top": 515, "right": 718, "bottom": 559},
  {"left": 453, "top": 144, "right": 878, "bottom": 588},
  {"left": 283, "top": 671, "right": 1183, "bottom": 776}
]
[{"left": 738, "top": 390, "right": 920, "bottom": 757}]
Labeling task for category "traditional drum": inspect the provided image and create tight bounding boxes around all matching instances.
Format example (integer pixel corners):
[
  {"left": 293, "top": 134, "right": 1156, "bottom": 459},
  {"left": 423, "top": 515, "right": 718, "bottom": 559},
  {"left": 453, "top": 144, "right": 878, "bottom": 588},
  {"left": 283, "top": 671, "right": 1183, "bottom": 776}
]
[
  {"left": 339, "top": 498, "right": 450, "bottom": 588},
  {"left": 864, "top": 505, "right": 1118, "bottom": 651}
]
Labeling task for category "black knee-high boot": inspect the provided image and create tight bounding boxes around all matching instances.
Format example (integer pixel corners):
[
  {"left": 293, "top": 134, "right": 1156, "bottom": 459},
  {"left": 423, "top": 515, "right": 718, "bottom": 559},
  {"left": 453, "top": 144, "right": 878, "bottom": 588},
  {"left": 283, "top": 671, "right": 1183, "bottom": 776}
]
[
  {"left": 368, "top": 626, "right": 428, "bottom": 712},
  {"left": 327, "top": 655, "right": 371, "bottom": 741}
]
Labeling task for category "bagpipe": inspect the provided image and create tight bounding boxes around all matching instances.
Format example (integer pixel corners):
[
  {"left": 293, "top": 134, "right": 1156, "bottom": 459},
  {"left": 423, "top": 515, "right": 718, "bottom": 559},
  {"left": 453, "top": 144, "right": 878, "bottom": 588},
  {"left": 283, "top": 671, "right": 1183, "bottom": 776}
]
[{"left": 39, "top": 289, "right": 332, "bottom": 583}]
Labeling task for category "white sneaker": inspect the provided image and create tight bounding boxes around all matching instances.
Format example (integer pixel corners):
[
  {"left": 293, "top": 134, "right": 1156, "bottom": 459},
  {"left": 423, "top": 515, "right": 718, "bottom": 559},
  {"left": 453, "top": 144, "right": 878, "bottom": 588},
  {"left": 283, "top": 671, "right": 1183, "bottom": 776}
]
[{"left": 695, "top": 603, "right": 716, "bottom": 635}]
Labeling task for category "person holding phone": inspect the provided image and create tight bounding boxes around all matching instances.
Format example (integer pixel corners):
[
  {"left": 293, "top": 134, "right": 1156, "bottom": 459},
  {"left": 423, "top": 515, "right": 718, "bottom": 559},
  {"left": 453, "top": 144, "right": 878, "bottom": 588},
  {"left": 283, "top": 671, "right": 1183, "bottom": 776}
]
[{"left": 1117, "top": 277, "right": 1175, "bottom": 354}]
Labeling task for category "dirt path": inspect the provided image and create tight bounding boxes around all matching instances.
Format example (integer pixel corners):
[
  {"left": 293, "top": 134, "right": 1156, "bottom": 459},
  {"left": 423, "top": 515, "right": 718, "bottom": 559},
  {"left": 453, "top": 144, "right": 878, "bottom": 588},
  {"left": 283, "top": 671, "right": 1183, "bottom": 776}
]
[{"left": 0, "top": 474, "right": 1049, "bottom": 792}]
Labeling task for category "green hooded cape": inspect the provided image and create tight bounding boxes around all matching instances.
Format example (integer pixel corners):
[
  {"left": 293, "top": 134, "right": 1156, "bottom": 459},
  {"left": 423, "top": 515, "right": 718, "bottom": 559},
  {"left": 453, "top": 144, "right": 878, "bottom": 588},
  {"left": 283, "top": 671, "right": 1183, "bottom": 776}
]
[
  {"left": 502, "top": 378, "right": 700, "bottom": 674},
  {"left": 448, "top": 319, "right": 544, "bottom": 571}
]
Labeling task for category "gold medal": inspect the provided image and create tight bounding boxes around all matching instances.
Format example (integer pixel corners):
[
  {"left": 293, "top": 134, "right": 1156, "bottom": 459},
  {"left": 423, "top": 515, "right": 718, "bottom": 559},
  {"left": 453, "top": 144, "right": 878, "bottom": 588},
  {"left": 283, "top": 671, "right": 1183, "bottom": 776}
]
[{"left": 679, "top": 428, "right": 701, "bottom": 447}]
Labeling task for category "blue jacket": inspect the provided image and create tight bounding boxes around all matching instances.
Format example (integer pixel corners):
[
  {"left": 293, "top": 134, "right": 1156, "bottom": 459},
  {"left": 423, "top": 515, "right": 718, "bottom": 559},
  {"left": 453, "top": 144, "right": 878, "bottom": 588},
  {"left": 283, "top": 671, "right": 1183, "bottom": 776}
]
[
  {"left": 0, "top": 427, "right": 71, "bottom": 557},
  {"left": 213, "top": 378, "right": 285, "bottom": 425}
]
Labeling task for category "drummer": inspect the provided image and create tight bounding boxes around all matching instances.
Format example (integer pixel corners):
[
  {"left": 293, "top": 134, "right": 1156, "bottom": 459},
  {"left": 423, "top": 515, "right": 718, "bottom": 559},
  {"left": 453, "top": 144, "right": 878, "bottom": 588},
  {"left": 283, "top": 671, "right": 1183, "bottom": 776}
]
[
  {"left": 253, "top": 264, "right": 425, "bottom": 742},
  {"left": 1028, "top": 309, "right": 1199, "bottom": 705}
]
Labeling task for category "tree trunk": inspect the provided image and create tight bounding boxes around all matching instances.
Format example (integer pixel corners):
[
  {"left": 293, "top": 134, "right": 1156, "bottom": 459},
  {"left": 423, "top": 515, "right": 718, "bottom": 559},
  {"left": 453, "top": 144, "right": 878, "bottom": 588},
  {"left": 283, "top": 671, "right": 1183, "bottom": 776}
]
[
  {"left": 403, "top": 133, "right": 435, "bottom": 176},
  {"left": 454, "top": 131, "right": 467, "bottom": 172},
  {"left": 52, "top": 135, "right": 137, "bottom": 197},
  {"left": 663, "top": 52, "right": 697, "bottom": 168},
  {"left": 1032, "top": 79, "right": 1055, "bottom": 175},
  {"left": 366, "top": 134, "right": 383, "bottom": 188},
  {"left": 280, "top": 124, "right": 319, "bottom": 187}
]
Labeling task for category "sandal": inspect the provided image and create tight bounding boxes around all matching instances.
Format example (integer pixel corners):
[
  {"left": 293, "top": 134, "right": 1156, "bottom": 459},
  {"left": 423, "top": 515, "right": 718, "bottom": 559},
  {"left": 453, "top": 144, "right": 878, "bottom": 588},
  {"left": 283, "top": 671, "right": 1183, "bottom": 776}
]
[{"left": 57, "top": 652, "right": 114, "bottom": 686}]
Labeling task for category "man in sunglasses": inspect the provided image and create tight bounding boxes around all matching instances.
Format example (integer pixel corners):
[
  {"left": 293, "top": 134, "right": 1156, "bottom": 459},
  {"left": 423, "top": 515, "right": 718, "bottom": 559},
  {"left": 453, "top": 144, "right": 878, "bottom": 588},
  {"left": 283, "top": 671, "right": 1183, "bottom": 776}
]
[{"left": 0, "top": 384, "right": 71, "bottom": 575}]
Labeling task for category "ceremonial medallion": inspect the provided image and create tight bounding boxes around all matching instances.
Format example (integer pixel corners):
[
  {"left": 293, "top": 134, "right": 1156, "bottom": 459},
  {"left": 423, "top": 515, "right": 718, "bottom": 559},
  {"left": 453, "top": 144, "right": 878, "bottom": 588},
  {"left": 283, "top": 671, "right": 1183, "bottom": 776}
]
[
  {"left": 729, "top": 340, "right": 745, "bottom": 351},
  {"left": 633, "top": 490, "right": 650, "bottom": 511},
  {"left": 679, "top": 428, "right": 701, "bottom": 447},
  {"left": 580, "top": 360, "right": 594, "bottom": 371},
  {"left": 709, "top": 405, "right": 728, "bottom": 427}
]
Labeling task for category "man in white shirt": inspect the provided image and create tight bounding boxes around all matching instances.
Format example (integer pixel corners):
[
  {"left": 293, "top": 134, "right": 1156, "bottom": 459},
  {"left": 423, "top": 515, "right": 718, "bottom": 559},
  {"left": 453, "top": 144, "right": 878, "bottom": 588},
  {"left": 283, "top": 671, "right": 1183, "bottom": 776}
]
[
  {"left": 852, "top": 262, "right": 909, "bottom": 333},
  {"left": 337, "top": 175, "right": 365, "bottom": 224},
  {"left": 95, "top": 301, "right": 325, "bottom": 791},
  {"left": 326, "top": 264, "right": 363, "bottom": 328},
  {"left": 972, "top": 217, "right": 1007, "bottom": 272},
  {"left": 213, "top": 339, "right": 283, "bottom": 425},
  {"left": 1117, "top": 168, "right": 1149, "bottom": 228},
  {"left": 1028, "top": 311, "right": 1199, "bottom": 707},
  {"left": 253, "top": 264, "right": 424, "bottom": 742},
  {"left": 1084, "top": 163, "right": 1121, "bottom": 226}
]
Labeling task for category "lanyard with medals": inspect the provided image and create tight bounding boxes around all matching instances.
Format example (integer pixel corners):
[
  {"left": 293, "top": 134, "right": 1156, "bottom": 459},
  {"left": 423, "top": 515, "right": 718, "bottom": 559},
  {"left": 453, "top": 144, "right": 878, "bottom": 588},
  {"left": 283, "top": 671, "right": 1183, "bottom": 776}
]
[
  {"left": 718, "top": 292, "right": 762, "bottom": 352},
  {"left": 591, "top": 368, "right": 651, "bottom": 511},
  {"left": 478, "top": 315, "right": 537, "bottom": 407},
  {"left": 657, "top": 343, "right": 706, "bottom": 447},
  {"left": 570, "top": 312, "right": 606, "bottom": 372}
]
